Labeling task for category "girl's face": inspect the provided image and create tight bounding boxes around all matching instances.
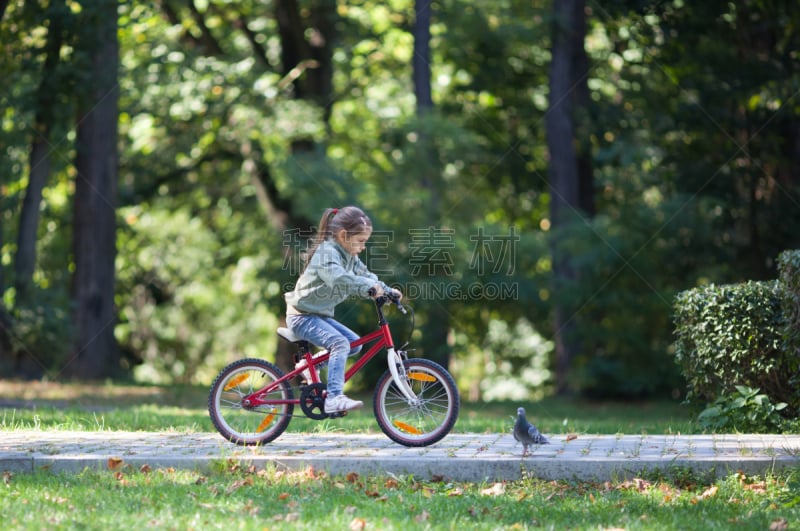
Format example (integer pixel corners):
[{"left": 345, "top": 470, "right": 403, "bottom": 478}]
[{"left": 337, "top": 228, "right": 372, "bottom": 256}]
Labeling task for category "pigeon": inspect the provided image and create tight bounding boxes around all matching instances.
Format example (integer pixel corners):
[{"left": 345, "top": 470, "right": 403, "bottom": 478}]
[{"left": 513, "top": 407, "right": 549, "bottom": 456}]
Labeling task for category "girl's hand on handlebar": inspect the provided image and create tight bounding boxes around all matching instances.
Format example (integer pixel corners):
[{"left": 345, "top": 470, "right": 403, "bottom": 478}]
[
  {"left": 389, "top": 288, "right": 403, "bottom": 301},
  {"left": 370, "top": 284, "right": 385, "bottom": 298}
]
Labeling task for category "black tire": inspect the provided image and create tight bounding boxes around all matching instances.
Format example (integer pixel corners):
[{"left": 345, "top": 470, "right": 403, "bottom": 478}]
[
  {"left": 373, "top": 358, "right": 460, "bottom": 447},
  {"left": 208, "top": 358, "right": 293, "bottom": 445}
]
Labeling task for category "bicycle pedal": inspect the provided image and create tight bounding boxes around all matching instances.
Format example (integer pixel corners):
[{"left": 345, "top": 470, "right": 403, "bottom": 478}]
[{"left": 327, "top": 411, "right": 347, "bottom": 419}]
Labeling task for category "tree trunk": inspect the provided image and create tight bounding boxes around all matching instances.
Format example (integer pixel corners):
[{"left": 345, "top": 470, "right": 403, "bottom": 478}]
[
  {"left": 0, "top": 218, "right": 9, "bottom": 370},
  {"left": 15, "top": 0, "right": 67, "bottom": 306},
  {"left": 413, "top": 1, "right": 433, "bottom": 114},
  {"left": 413, "top": 1, "right": 451, "bottom": 369},
  {"left": 273, "top": 0, "right": 336, "bottom": 371},
  {"left": 275, "top": 0, "right": 334, "bottom": 122},
  {"left": 66, "top": 0, "right": 120, "bottom": 379},
  {"left": 546, "top": 0, "right": 588, "bottom": 394}
]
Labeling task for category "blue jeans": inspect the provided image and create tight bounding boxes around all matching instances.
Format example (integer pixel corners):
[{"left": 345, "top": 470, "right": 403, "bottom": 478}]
[{"left": 286, "top": 314, "right": 361, "bottom": 397}]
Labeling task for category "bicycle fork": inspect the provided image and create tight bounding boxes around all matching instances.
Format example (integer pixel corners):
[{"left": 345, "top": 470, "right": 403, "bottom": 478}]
[{"left": 387, "top": 347, "right": 420, "bottom": 404}]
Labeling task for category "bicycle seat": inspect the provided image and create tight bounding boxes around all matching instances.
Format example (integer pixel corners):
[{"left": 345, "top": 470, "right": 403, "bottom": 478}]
[{"left": 277, "top": 327, "right": 304, "bottom": 344}]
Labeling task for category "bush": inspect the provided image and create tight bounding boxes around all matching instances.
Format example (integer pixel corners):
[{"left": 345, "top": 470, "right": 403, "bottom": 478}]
[
  {"left": 4, "top": 288, "right": 74, "bottom": 379},
  {"left": 697, "top": 385, "right": 787, "bottom": 433},
  {"left": 778, "top": 250, "right": 800, "bottom": 369},
  {"left": 673, "top": 280, "right": 797, "bottom": 414}
]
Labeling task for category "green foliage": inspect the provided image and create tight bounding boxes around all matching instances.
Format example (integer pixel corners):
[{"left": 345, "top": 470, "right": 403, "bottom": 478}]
[
  {"left": 115, "top": 207, "right": 278, "bottom": 384},
  {"left": 451, "top": 318, "right": 553, "bottom": 402},
  {"left": 4, "top": 287, "right": 73, "bottom": 378},
  {"left": 674, "top": 280, "right": 798, "bottom": 414},
  {"left": 778, "top": 250, "right": 800, "bottom": 366},
  {"left": 552, "top": 193, "right": 723, "bottom": 397},
  {"left": 3, "top": 0, "right": 800, "bottom": 398},
  {"left": 697, "top": 385, "right": 788, "bottom": 434}
]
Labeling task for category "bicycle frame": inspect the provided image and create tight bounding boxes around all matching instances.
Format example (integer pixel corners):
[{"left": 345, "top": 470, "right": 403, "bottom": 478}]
[{"left": 240, "top": 299, "right": 416, "bottom": 408}]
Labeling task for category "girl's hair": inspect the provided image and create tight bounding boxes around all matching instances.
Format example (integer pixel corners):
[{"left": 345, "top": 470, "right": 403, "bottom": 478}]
[{"left": 303, "top": 206, "right": 372, "bottom": 268}]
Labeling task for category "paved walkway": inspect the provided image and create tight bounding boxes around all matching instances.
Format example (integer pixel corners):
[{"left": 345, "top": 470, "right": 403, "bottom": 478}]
[{"left": 2, "top": 431, "right": 799, "bottom": 481}]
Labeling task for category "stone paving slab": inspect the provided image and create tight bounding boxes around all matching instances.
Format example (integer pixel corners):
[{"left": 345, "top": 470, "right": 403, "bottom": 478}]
[{"left": 1, "top": 431, "right": 799, "bottom": 482}]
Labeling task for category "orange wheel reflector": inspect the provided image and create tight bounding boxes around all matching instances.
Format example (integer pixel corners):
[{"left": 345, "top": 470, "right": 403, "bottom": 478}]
[
  {"left": 393, "top": 420, "right": 422, "bottom": 434},
  {"left": 408, "top": 371, "right": 436, "bottom": 382},
  {"left": 223, "top": 373, "right": 249, "bottom": 391},
  {"left": 256, "top": 413, "right": 275, "bottom": 433}
]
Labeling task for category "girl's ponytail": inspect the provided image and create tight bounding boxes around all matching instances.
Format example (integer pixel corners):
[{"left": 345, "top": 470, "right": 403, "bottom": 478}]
[{"left": 303, "top": 208, "right": 338, "bottom": 270}]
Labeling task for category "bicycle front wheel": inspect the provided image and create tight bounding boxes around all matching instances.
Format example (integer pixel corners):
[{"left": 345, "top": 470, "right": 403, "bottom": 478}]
[
  {"left": 373, "top": 358, "right": 460, "bottom": 447},
  {"left": 208, "top": 358, "right": 293, "bottom": 445}
]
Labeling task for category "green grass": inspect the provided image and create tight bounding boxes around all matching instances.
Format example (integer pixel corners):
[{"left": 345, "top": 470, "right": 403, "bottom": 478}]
[
  {"left": 2, "top": 463, "right": 799, "bottom": 530},
  {"left": 0, "top": 380, "right": 697, "bottom": 435}
]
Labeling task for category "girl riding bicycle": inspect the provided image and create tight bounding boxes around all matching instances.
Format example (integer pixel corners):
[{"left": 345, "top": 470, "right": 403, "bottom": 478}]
[{"left": 285, "top": 206, "right": 402, "bottom": 414}]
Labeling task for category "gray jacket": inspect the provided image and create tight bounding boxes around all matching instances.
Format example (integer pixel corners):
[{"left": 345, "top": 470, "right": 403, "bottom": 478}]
[{"left": 285, "top": 239, "right": 391, "bottom": 317}]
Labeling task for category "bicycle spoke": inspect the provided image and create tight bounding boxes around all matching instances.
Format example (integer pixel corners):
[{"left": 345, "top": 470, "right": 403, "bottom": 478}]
[{"left": 208, "top": 359, "right": 294, "bottom": 446}]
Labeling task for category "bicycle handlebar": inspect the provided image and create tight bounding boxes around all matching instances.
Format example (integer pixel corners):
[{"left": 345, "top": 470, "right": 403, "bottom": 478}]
[{"left": 369, "top": 289, "right": 407, "bottom": 315}]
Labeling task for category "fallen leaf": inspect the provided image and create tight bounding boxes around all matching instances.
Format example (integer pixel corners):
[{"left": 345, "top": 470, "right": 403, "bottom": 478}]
[
  {"left": 616, "top": 478, "right": 652, "bottom": 492},
  {"left": 107, "top": 457, "right": 124, "bottom": 470},
  {"left": 744, "top": 482, "right": 767, "bottom": 494},
  {"left": 566, "top": 434, "right": 578, "bottom": 442},
  {"left": 225, "top": 477, "right": 254, "bottom": 495},
  {"left": 770, "top": 518, "right": 788, "bottom": 530},
  {"left": 139, "top": 464, "right": 152, "bottom": 474},
  {"left": 346, "top": 472, "right": 360, "bottom": 483},
  {"left": 696, "top": 486, "right": 718, "bottom": 501},
  {"left": 243, "top": 499, "right": 259, "bottom": 516},
  {"left": 44, "top": 493, "right": 68, "bottom": 504},
  {"left": 415, "top": 510, "right": 430, "bottom": 522},
  {"left": 278, "top": 492, "right": 290, "bottom": 500},
  {"left": 350, "top": 517, "right": 367, "bottom": 530},
  {"left": 480, "top": 483, "right": 506, "bottom": 497}
]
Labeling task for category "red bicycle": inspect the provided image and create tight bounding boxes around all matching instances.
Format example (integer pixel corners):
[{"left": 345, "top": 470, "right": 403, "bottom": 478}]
[{"left": 208, "top": 294, "right": 460, "bottom": 447}]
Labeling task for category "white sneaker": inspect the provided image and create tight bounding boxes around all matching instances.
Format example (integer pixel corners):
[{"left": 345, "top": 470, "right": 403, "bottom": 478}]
[{"left": 324, "top": 394, "right": 363, "bottom": 414}]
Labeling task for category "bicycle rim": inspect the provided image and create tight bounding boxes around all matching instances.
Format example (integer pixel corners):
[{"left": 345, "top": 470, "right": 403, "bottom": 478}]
[
  {"left": 208, "top": 358, "right": 293, "bottom": 445},
  {"left": 373, "top": 358, "right": 459, "bottom": 447}
]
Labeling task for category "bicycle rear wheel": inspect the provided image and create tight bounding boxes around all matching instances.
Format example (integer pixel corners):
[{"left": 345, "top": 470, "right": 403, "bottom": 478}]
[
  {"left": 208, "top": 358, "right": 293, "bottom": 445},
  {"left": 373, "top": 358, "right": 460, "bottom": 447}
]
